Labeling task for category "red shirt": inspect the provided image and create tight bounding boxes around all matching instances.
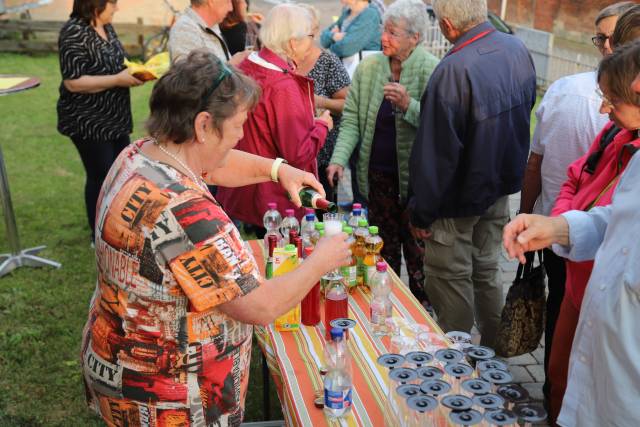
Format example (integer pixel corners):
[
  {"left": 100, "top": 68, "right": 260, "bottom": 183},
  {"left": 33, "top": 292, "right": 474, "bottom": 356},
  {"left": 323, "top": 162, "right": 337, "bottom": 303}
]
[
  {"left": 551, "top": 122, "right": 640, "bottom": 309},
  {"left": 216, "top": 48, "right": 328, "bottom": 226}
]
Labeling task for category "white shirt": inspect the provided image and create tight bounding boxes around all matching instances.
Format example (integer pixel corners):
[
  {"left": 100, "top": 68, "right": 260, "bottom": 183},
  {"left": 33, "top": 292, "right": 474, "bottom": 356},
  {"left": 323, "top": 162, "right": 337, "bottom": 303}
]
[
  {"left": 553, "top": 152, "right": 640, "bottom": 427},
  {"left": 168, "top": 7, "right": 229, "bottom": 63},
  {"left": 531, "top": 71, "right": 608, "bottom": 216}
]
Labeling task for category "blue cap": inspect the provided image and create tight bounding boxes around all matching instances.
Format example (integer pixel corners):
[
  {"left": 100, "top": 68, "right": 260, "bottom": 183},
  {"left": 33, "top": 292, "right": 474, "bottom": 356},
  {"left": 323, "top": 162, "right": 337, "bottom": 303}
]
[
  {"left": 305, "top": 213, "right": 315, "bottom": 220},
  {"left": 352, "top": 208, "right": 361, "bottom": 215},
  {"left": 330, "top": 327, "right": 344, "bottom": 341}
]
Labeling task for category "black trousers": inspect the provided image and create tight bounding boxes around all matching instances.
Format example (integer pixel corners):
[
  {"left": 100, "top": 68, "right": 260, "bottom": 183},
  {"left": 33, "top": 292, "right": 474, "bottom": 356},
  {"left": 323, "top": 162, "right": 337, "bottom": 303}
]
[
  {"left": 542, "top": 248, "right": 566, "bottom": 401},
  {"left": 71, "top": 134, "right": 130, "bottom": 237}
]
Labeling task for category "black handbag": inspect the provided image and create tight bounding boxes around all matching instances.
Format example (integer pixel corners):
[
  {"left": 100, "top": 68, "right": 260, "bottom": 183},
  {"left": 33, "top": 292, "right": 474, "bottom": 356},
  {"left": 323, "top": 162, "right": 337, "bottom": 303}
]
[{"left": 495, "top": 251, "right": 546, "bottom": 358}]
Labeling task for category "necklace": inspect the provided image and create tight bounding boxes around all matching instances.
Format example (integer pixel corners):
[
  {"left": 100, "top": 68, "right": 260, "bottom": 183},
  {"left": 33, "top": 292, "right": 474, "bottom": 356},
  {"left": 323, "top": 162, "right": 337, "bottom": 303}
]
[{"left": 152, "top": 138, "right": 205, "bottom": 190}]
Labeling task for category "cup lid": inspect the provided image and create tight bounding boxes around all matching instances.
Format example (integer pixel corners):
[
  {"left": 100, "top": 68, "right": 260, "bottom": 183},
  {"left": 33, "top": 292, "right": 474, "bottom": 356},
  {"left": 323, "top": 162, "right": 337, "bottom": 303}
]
[
  {"left": 435, "top": 348, "right": 464, "bottom": 364},
  {"left": 444, "top": 362, "right": 475, "bottom": 378},
  {"left": 484, "top": 409, "right": 518, "bottom": 426},
  {"left": 472, "top": 393, "right": 505, "bottom": 410},
  {"left": 441, "top": 394, "right": 473, "bottom": 411},
  {"left": 330, "top": 318, "right": 356, "bottom": 330},
  {"left": 449, "top": 409, "right": 483, "bottom": 426},
  {"left": 481, "top": 368, "right": 513, "bottom": 384},
  {"left": 389, "top": 367, "right": 418, "bottom": 384},
  {"left": 461, "top": 378, "right": 492, "bottom": 395},
  {"left": 496, "top": 383, "right": 530, "bottom": 403},
  {"left": 377, "top": 353, "right": 405, "bottom": 369},
  {"left": 416, "top": 366, "right": 444, "bottom": 380},
  {"left": 477, "top": 359, "right": 509, "bottom": 372},
  {"left": 396, "top": 384, "right": 421, "bottom": 399},
  {"left": 514, "top": 402, "right": 548, "bottom": 422},
  {"left": 466, "top": 345, "right": 496, "bottom": 360},
  {"left": 406, "top": 395, "right": 438, "bottom": 413},
  {"left": 405, "top": 351, "right": 433, "bottom": 365},
  {"left": 419, "top": 379, "right": 451, "bottom": 396}
]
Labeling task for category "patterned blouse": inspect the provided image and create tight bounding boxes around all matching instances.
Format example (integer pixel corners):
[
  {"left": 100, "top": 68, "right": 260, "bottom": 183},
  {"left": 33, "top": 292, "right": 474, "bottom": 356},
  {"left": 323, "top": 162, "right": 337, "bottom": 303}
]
[
  {"left": 57, "top": 18, "right": 132, "bottom": 143},
  {"left": 81, "top": 139, "right": 262, "bottom": 426},
  {"left": 307, "top": 50, "right": 351, "bottom": 168}
]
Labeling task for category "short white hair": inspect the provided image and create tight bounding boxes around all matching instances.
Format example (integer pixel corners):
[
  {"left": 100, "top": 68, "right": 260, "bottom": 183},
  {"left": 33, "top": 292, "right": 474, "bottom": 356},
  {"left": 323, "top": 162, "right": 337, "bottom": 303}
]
[
  {"left": 383, "top": 0, "right": 429, "bottom": 43},
  {"left": 259, "top": 4, "right": 313, "bottom": 57},
  {"left": 432, "top": 0, "right": 487, "bottom": 31}
]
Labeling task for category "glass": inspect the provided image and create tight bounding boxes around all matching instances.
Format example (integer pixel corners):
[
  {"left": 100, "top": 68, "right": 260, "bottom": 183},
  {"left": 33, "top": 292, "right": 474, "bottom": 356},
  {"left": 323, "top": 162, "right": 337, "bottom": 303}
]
[
  {"left": 449, "top": 409, "right": 483, "bottom": 426},
  {"left": 386, "top": 76, "right": 404, "bottom": 117},
  {"left": 323, "top": 212, "right": 343, "bottom": 236},
  {"left": 484, "top": 408, "right": 518, "bottom": 427},
  {"left": 394, "top": 384, "right": 422, "bottom": 426},
  {"left": 444, "top": 363, "right": 474, "bottom": 394}
]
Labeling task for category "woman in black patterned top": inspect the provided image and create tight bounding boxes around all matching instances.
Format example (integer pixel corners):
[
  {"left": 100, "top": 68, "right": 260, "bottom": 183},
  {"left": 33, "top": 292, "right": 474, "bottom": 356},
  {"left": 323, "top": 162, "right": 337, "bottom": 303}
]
[
  {"left": 57, "top": 0, "right": 144, "bottom": 242},
  {"left": 297, "top": 4, "right": 351, "bottom": 202}
]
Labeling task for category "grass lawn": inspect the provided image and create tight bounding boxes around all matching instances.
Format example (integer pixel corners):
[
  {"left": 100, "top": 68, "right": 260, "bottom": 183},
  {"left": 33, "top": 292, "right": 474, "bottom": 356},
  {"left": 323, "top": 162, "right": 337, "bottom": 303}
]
[{"left": 0, "top": 52, "right": 280, "bottom": 426}]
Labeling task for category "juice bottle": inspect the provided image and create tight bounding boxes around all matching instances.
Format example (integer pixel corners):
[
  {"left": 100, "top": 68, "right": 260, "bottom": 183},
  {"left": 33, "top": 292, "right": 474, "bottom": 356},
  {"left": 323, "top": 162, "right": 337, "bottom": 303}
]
[
  {"left": 324, "top": 274, "right": 349, "bottom": 340},
  {"left": 339, "top": 226, "right": 357, "bottom": 291},
  {"left": 363, "top": 226, "right": 384, "bottom": 287},
  {"left": 353, "top": 218, "right": 369, "bottom": 286}
]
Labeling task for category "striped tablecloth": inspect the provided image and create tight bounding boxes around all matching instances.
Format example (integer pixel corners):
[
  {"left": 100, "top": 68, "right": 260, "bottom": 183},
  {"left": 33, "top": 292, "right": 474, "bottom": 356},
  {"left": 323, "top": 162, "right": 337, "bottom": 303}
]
[{"left": 247, "top": 240, "right": 450, "bottom": 427}]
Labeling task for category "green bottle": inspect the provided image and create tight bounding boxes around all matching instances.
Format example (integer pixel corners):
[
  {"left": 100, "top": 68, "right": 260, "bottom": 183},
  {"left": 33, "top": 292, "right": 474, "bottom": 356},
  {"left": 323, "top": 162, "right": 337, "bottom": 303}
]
[
  {"left": 291, "top": 187, "right": 338, "bottom": 213},
  {"left": 265, "top": 234, "right": 278, "bottom": 279}
]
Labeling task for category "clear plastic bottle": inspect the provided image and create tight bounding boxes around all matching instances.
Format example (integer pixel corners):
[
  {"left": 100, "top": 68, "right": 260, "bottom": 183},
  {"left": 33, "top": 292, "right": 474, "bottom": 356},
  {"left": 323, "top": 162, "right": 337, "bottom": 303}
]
[
  {"left": 370, "top": 262, "right": 392, "bottom": 336},
  {"left": 363, "top": 226, "right": 384, "bottom": 287},
  {"left": 324, "top": 327, "right": 353, "bottom": 418},
  {"left": 300, "top": 208, "right": 317, "bottom": 230},
  {"left": 310, "top": 222, "right": 324, "bottom": 246},
  {"left": 279, "top": 209, "right": 300, "bottom": 245},
  {"left": 340, "top": 226, "right": 357, "bottom": 291},
  {"left": 263, "top": 202, "right": 282, "bottom": 247},
  {"left": 301, "top": 212, "right": 317, "bottom": 249},
  {"left": 353, "top": 218, "right": 370, "bottom": 286}
]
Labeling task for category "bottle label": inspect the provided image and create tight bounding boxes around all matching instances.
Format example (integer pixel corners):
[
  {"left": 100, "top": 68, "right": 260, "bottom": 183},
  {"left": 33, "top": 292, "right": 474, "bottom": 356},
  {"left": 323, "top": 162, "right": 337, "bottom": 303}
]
[
  {"left": 324, "top": 387, "right": 352, "bottom": 410},
  {"left": 356, "top": 258, "right": 365, "bottom": 284},
  {"left": 370, "top": 305, "right": 383, "bottom": 325},
  {"left": 364, "top": 265, "right": 376, "bottom": 286},
  {"left": 340, "top": 265, "right": 357, "bottom": 288}
]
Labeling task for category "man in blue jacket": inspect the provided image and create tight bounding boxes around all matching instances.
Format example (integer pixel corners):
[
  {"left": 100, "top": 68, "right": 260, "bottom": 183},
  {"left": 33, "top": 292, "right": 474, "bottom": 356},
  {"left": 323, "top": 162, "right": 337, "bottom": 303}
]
[{"left": 409, "top": 0, "right": 536, "bottom": 347}]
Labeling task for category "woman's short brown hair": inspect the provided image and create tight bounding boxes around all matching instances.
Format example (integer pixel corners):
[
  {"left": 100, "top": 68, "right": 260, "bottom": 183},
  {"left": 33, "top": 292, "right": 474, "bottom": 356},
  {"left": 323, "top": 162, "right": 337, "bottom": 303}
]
[
  {"left": 70, "top": 0, "right": 112, "bottom": 25},
  {"left": 598, "top": 40, "right": 640, "bottom": 106},
  {"left": 146, "top": 50, "right": 260, "bottom": 144},
  {"left": 611, "top": 5, "right": 640, "bottom": 48}
]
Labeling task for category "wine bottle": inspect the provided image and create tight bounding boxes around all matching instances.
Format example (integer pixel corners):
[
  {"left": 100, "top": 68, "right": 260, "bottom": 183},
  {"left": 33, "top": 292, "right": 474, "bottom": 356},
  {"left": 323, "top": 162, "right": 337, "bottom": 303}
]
[{"left": 291, "top": 187, "right": 338, "bottom": 213}]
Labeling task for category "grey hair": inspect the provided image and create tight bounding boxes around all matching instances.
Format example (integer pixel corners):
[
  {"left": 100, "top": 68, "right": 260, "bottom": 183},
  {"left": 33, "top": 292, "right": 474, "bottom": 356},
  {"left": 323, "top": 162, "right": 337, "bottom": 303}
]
[
  {"left": 595, "top": 1, "right": 636, "bottom": 26},
  {"left": 383, "top": 0, "right": 429, "bottom": 43},
  {"left": 259, "top": 4, "right": 313, "bottom": 57},
  {"left": 190, "top": 0, "right": 206, "bottom": 5},
  {"left": 299, "top": 3, "right": 320, "bottom": 26},
  {"left": 431, "top": 0, "right": 487, "bottom": 32}
]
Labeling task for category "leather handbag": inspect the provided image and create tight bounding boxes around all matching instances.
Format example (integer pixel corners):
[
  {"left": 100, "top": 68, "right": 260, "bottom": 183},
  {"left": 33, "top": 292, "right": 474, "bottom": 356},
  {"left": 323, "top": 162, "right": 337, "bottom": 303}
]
[{"left": 495, "top": 251, "right": 546, "bottom": 358}]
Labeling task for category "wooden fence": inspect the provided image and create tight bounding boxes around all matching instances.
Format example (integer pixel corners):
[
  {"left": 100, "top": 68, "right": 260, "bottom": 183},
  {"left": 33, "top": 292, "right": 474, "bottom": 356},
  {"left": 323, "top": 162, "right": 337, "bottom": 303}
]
[{"left": 0, "top": 18, "right": 164, "bottom": 56}]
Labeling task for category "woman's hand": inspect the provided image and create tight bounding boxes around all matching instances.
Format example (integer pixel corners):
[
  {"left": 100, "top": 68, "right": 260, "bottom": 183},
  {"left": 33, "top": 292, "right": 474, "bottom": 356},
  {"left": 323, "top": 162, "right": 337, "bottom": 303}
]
[
  {"left": 277, "top": 163, "right": 326, "bottom": 206},
  {"left": 325, "top": 164, "right": 344, "bottom": 187},
  {"left": 317, "top": 109, "right": 334, "bottom": 131},
  {"left": 312, "top": 233, "right": 352, "bottom": 271},
  {"left": 116, "top": 69, "right": 144, "bottom": 88},
  {"left": 384, "top": 82, "right": 410, "bottom": 112},
  {"left": 333, "top": 32, "right": 346, "bottom": 42},
  {"left": 503, "top": 214, "right": 569, "bottom": 263}
]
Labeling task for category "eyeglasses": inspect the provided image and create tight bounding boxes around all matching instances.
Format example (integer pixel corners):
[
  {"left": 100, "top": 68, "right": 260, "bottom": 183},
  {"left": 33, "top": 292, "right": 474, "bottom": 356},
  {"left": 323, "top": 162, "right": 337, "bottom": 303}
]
[
  {"left": 381, "top": 25, "right": 410, "bottom": 39},
  {"left": 591, "top": 33, "right": 611, "bottom": 48},
  {"left": 595, "top": 87, "right": 618, "bottom": 109}
]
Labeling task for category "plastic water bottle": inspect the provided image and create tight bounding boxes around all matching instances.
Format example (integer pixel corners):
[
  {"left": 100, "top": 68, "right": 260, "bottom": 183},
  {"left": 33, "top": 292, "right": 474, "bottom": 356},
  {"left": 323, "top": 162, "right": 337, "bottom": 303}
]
[
  {"left": 279, "top": 209, "right": 300, "bottom": 245},
  {"left": 370, "top": 262, "right": 392, "bottom": 336},
  {"left": 263, "top": 202, "right": 282, "bottom": 247},
  {"left": 324, "top": 327, "right": 353, "bottom": 418},
  {"left": 300, "top": 211, "right": 317, "bottom": 248}
]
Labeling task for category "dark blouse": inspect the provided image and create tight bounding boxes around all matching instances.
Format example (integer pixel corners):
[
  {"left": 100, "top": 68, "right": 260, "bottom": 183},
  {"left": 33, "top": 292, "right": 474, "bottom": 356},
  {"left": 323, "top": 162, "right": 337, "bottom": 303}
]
[
  {"left": 220, "top": 21, "right": 247, "bottom": 55},
  {"left": 307, "top": 50, "right": 351, "bottom": 168},
  {"left": 369, "top": 98, "right": 398, "bottom": 174},
  {"left": 57, "top": 18, "right": 132, "bottom": 143}
]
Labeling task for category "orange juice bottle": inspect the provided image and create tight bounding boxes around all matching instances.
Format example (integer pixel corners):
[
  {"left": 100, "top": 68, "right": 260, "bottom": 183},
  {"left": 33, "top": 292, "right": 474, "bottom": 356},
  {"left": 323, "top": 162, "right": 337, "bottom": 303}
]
[
  {"left": 353, "top": 218, "right": 369, "bottom": 286},
  {"left": 363, "top": 226, "right": 383, "bottom": 287}
]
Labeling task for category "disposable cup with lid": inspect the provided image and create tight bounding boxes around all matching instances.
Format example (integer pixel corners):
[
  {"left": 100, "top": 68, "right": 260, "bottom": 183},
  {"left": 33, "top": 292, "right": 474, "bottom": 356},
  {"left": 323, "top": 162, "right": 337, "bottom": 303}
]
[
  {"left": 377, "top": 353, "right": 405, "bottom": 370},
  {"left": 461, "top": 378, "right": 491, "bottom": 396},
  {"left": 419, "top": 379, "right": 451, "bottom": 397},
  {"left": 388, "top": 367, "right": 418, "bottom": 385},
  {"left": 484, "top": 408, "right": 518, "bottom": 426},
  {"left": 441, "top": 394, "right": 473, "bottom": 412},
  {"left": 405, "top": 351, "right": 433, "bottom": 368},
  {"left": 407, "top": 395, "right": 438, "bottom": 426},
  {"left": 496, "top": 383, "right": 530, "bottom": 409},
  {"left": 416, "top": 365, "right": 444, "bottom": 381},
  {"left": 435, "top": 348, "right": 464, "bottom": 365},
  {"left": 472, "top": 393, "right": 505, "bottom": 411},
  {"left": 514, "top": 402, "right": 548, "bottom": 426},
  {"left": 449, "top": 409, "right": 484, "bottom": 426}
]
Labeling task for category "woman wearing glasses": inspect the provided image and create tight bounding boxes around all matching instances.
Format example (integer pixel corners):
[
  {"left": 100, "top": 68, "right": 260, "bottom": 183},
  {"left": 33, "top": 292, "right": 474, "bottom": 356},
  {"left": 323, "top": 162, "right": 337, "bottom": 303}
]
[
  {"left": 81, "top": 50, "right": 351, "bottom": 426},
  {"left": 57, "top": 0, "right": 144, "bottom": 244},
  {"left": 326, "top": 0, "right": 439, "bottom": 304}
]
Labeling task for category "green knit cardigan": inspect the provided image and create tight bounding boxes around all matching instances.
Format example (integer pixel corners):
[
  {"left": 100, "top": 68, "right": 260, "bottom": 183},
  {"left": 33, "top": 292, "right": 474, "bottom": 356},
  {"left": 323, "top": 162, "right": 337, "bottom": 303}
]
[{"left": 329, "top": 46, "right": 439, "bottom": 201}]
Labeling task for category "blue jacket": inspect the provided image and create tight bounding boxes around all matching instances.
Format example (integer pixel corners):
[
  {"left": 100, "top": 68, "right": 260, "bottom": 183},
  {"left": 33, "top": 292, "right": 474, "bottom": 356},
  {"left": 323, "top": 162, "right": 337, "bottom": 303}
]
[
  {"left": 409, "top": 22, "right": 537, "bottom": 228},
  {"left": 320, "top": 6, "right": 381, "bottom": 58}
]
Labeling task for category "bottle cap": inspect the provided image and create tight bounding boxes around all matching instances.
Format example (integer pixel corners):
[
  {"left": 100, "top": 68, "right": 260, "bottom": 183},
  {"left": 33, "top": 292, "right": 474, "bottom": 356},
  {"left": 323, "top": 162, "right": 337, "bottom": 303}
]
[
  {"left": 330, "top": 327, "right": 344, "bottom": 341},
  {"left": 343, "top": 226, "right": 353, "bottom": 234},
  {"left": 352, "top": 208, "right": 361, "bottom": 215},
  {"left": 285, "top": 244, "right": 296, "bottom": 251},
  {"left": 304, "top": 246, "right": 313, "bottom": 256},
  {"left": 305, "top": 208, "right": 314, "bottom": 215},
  {"left": 267, "top": 202, "right": 277, "bottom": 210},
  {"left": 376, "top": 261, "right": 387, "bottom": 272},
  {"left": 352, "top": 203, "right": 362, "bottom": 209},
  {"left": 285, "top": 208, "right": 294, "bottom": 216},
  {"left": 314, "top": 222, "right": 325, "bottom": 231},
  {"left": 368, "top": 225, "right": 378, "bottom": 234},
  {"left": 358, "top": 218, "right": 368, "bottom": 227},
  {"left": 305, "top": 213, "right": 315, "bottom": 221},
  {"left": 319, "top": 230, "right": 325, "bottom": 237}
]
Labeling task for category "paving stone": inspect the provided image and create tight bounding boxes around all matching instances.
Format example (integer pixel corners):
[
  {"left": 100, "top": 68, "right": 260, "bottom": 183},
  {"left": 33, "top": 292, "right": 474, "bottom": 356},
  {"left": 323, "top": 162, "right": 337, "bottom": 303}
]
[
  {"left": 507, "top": 353, "right": 537, "bottom": 366},
  {"left": 532, "top": 347, "right": 545, "bottom": 364},
  {"left": 521, "top": 382, "right": 545, "bottom": 401},
  {"left": 527, "top": 364, "right": 546, "bottom": 383},
  {"left": 509, "top": 365, "right": 534, "bottom": 383}
]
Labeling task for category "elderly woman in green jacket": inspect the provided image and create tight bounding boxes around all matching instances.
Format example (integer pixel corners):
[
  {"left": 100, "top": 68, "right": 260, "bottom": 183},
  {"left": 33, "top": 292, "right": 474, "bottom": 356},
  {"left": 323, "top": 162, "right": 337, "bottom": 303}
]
[{"left": 326, "top": 0, "right": 438, "bottom": 303}]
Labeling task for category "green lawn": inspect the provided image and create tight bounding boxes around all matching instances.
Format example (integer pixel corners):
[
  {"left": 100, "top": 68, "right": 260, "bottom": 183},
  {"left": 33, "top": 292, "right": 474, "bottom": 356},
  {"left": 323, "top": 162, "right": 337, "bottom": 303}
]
[{"left": 0, "top": 53, "right": 280, "bottom": 426}]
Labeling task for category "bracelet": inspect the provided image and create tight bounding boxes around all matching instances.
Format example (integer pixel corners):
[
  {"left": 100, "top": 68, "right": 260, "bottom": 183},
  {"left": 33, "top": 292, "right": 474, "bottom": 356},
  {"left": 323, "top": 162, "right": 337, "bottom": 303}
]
[{"left": 271, "top": 157, "right": 287, "bottom": 183}]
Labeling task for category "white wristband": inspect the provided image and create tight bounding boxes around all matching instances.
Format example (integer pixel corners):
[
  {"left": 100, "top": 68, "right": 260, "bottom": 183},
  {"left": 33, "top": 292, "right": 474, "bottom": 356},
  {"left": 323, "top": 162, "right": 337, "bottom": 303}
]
[{"left": 271, "top": 157, "right": 287, "bottom": 182}]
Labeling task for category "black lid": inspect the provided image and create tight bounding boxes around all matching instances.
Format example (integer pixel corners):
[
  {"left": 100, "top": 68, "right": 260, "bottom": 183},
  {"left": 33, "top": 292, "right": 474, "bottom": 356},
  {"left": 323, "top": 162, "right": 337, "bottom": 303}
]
[
  {"left": 449, "top": 409, "right": 483, "bottom": 426},
  {"left": 396, "top": 384, "right": 421, "bottom": 399},
  {"left": 496, "top": 383, "right": 530, "bottom": 403},
  {"left": 441, "top": 394, "right": 473, "bottom": 411},
  {"left": 416, "top": 366, "right": 444, "bottom": 381},
  {"left": 477, "top": 359, "right": 509, "bottom": 372},
  {"left": 420, "top": 379, "right": 452, "bottom": 396},
  {"left": 405, "top": 351, "right": 433, "bottom": 366},
  {"left": 388, "top": 367, "right": 417, "bottom": 384},
  {"left": 466, "top": 345, "right": 496, "bottom": 361},
  {"left": 472, "top": 393, "right": 505, "bottom": 410},
  {"left": 481, "top": 368, "right": 513, "bottom": 385},
  {"left": 444, "top": 362, "right": 475, "bottom": 378},
  {"left": 461, "top": 378, "right": 491, "bottom": 395},
  {"left": 377, "top": 353, "right": 405, "bottom": 369},
  {"left": 435, "top": 348, "right": 464, "bottom": 364},
  {"left": 484, "top": 409, "right": 518, "bottom": 426},
  {"left": 514, "top": 402, "right": 548, "bottom": 422},
  {"left": 406, "top": 395, "right": 438, "bottom": 413}
]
